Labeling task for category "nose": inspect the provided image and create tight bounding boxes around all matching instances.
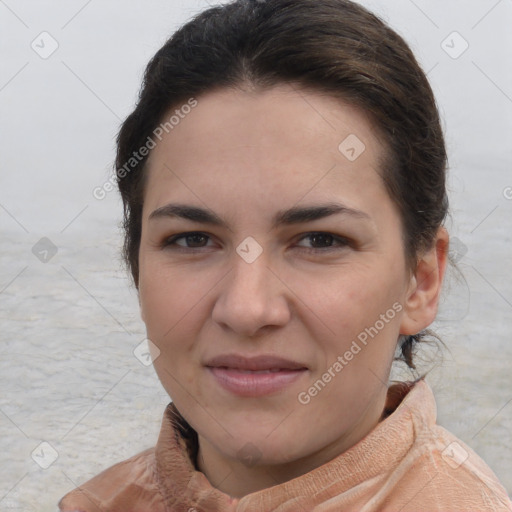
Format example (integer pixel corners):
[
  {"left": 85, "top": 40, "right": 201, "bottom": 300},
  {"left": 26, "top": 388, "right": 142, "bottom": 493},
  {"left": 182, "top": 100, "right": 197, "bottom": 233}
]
[{"left": 211, "top": 250, "right": 291, "bottom": 337}]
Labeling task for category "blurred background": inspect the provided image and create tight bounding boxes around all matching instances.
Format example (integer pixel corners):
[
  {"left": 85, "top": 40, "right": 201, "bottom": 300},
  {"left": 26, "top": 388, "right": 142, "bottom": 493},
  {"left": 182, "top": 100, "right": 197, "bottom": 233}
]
[{"left": 0, "top": 0, "right": 511, "bottom": 509}]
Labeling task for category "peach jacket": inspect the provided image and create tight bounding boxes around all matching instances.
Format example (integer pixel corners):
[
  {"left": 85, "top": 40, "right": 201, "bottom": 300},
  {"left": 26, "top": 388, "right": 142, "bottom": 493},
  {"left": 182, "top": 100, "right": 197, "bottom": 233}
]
[{"left": 59, "top": 379, "right": 512, "bottom": 511}]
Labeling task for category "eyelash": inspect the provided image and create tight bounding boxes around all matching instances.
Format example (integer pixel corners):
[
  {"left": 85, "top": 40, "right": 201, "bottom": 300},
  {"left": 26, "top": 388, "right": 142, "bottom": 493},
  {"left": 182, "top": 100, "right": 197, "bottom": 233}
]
[{"left": 161, "top": 231, "right": 352, "bottom": 253}]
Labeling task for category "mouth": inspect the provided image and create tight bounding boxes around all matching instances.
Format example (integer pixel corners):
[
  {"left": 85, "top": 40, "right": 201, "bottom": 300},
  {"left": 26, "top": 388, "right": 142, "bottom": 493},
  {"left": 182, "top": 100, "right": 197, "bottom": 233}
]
[{"left": 204, "top": 354, "right": 308, "bottom": 397}]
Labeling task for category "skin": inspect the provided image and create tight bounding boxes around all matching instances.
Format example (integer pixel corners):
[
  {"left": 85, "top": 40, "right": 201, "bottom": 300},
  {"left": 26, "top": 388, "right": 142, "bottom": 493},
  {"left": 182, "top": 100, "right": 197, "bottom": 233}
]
[{"left": 138, "top": 83, "right": 448, "bottom": 498}]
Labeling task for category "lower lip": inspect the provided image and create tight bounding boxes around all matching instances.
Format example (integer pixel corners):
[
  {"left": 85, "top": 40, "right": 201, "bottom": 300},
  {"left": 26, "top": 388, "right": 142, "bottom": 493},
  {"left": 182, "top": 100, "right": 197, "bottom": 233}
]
[{"left": 207, "top": 367, "right": 307, "bottom": 397}]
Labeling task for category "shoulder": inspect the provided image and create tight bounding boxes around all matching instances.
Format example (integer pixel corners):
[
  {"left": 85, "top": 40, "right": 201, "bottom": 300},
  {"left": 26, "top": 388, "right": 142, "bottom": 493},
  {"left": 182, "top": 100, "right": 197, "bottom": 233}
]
[
  {"left": 392, "top": 381, "right": 512, "bottom": 511},
  {"left": 427, "top": 431, "right": 508, "bottom": 506},
  {"left": 58, "top": 447, "right": 167, "bottom": 512}
]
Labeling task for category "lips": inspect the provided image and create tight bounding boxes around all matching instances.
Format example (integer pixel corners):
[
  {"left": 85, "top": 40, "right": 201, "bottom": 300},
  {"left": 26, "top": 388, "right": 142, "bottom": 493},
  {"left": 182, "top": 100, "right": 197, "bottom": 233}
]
[
  {"left": 205, "top": 354, "right": 307, "bottom": 371},
  {"left": 204, "top": 354, "right": 308, "bottom": 397}
]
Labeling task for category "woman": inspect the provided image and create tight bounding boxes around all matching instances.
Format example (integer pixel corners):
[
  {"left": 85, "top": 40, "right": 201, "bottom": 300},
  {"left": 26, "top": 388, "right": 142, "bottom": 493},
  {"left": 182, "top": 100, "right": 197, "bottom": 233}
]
[{"left": 59, "top": 0, "right": 512, "bottom": 510}]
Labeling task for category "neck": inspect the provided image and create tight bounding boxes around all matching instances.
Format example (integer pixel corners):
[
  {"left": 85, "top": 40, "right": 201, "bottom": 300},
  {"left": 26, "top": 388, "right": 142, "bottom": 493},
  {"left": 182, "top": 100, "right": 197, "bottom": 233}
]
[{"left": 196, "top": 391, "right": 387, "bottom": 499}]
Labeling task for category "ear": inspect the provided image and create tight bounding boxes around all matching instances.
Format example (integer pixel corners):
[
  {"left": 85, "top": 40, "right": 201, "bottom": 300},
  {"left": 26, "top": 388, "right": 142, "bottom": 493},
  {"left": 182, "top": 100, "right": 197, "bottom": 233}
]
[{"left": 399, "top": 227, "right": 449, "bottom": 335}]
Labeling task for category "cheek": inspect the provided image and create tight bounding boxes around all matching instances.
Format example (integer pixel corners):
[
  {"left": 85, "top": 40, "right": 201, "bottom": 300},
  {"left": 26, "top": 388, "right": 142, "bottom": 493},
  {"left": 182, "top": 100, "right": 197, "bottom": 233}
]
[
  {"left": 139, "top": 274, "right": 171, "bottom": 340},
  {"left": 139, "top": 285, "right": 190, "bottom": 395},
  {"left": 304, "top": 266, "right": 404, "bottom": 361},
  {"left": 140, "top": 266, "right": 201, "bottom": 396},
  {"left": 138, "top": 262, "right": 215, "bottom": 397},
  {"left": 306, "top": 267, "right": 386, "bottom": 328},
  {"left": 139, "top": 262, "right": 205, "bottom": 339}
]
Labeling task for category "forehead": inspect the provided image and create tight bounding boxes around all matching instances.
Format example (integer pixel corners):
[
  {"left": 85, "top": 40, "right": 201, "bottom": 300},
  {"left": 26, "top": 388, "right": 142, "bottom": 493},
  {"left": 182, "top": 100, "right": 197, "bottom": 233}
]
[{"left": 142, "top": 84, "right": 392, "bottom": 222}]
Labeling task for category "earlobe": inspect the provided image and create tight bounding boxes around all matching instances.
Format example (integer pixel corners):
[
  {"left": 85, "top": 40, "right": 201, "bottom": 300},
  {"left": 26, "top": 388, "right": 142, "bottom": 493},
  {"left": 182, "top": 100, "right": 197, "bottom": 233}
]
[{"left": 399, "top": 227, "right": 449, "bottom": 335}]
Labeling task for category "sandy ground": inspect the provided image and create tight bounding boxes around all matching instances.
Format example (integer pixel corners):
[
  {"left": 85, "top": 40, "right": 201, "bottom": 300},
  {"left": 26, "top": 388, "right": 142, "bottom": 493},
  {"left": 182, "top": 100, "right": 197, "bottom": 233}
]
[{"left": 1, "top": 0, "right": 511, "bottom": 510}]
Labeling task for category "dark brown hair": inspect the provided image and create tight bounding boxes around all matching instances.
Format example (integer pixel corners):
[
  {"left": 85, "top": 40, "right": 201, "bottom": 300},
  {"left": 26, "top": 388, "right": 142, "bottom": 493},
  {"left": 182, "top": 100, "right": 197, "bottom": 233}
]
[{"left": 115, "top": 0, "right": 449, "bottom": 369}]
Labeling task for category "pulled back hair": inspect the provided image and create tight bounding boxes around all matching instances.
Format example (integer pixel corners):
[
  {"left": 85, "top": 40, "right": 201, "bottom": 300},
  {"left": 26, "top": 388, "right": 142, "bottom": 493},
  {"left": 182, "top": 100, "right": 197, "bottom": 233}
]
[{"left": 115, "top": 0, "right": 449, "bottom": 369}]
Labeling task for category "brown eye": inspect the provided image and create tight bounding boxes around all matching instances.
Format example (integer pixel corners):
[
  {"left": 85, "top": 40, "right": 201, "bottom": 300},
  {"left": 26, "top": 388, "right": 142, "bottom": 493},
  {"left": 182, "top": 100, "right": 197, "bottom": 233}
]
[
  {"left": 163, "top": 232, "right": 212, "bottom": 249},
  {"left": 295, "top": 232, "right": 351, "bottom": 252}
]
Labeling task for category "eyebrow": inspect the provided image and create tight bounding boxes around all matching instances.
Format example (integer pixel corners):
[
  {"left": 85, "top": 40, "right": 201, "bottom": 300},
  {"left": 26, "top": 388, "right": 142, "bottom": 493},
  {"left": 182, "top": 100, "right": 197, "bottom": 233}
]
[{"left": 148, "top": 202, "right": 370, "bottom": 230}]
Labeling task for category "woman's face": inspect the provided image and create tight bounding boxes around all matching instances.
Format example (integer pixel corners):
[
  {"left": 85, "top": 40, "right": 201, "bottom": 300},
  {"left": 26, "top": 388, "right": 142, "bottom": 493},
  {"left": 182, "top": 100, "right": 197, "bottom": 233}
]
[{"left": 138, "top": 84, "right": 419, "bottom": 473}]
